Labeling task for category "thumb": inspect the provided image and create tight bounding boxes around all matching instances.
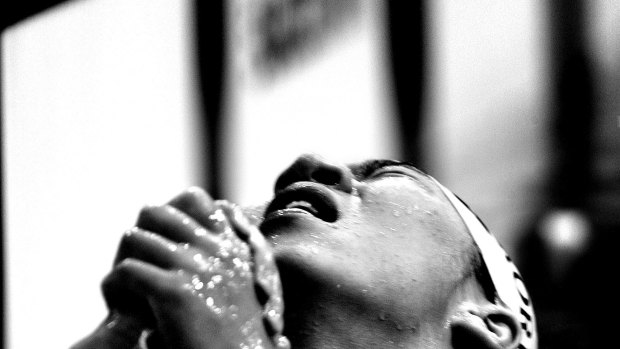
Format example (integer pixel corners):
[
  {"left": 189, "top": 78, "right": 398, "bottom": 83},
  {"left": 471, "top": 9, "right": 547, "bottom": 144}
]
[{"left": 69, "top": 312, "right": 145, "bottom": 349}]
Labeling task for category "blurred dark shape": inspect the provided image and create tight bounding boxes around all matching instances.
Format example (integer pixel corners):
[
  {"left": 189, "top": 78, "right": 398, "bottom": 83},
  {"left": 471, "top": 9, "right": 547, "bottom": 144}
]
[
  {"left": 195, "top": 0, "right": 225, "bottom": 199},
  {"left": 548, "top": 4, "right": 595, "bottom": 209},
  {"left": 255, "top": 0, "right": 361, "bottom": 76},
  {"left": 518, "top": 1, "right": 616, "bottom": 347},
  {"left": 197, "top": 0, "right": 427, "bottom": 197},
  {"left": 0, "top": 0, "right": 67, "bottom": 30},
  {"left": 387, "top": 0, "right": 426, "bottom": 168}
]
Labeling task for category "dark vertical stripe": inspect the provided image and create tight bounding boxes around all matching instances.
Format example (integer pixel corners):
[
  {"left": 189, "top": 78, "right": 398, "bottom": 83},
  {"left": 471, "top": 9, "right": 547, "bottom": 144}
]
[
  {"left": 1, "top": 35, "right": 5, "bottom": 349},
  {"left": 387, "top": 0, "right": 426, "bottom": 168},
  {"left": 194, "top": 0, "right": 225, "bottom": 198},
  {"left": 548, "top": 0, "right": 595, "bottom": 208}
]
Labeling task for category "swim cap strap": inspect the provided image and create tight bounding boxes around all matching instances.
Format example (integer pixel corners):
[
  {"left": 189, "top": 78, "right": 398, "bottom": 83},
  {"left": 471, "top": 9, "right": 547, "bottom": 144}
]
[{"left": 431, "top": 178, "right": 537, "bottom": 349}]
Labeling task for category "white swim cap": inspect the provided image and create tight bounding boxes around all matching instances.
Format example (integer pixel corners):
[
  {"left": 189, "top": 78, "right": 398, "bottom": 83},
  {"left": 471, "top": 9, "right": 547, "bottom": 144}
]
[{"left": 431, "top": 178, "right": 538, "bottom": 349}]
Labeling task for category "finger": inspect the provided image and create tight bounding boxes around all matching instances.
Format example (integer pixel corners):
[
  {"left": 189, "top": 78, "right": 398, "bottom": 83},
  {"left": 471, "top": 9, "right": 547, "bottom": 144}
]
[
  {"left": 104, "top": 258, "right": 186, "bottom": 305},
  {"left": 242, "top": 202, "right": 268, "bottom": 226},
  {"left": 220, "top": 202, "right": 276, "bottom": 281},
  {"left": 101, "top": 260, "right": 159, "bottom": 326},
  {"left": 217, "top": 201, "right": 255, "bottom": 242},
  {"left": 220, "top": 202, "right": 285, "bottom": 333},
  {"left": 167, "top": 187, "right": 226, "bottom": 232},
  {"left": 136, "top": 205, "right": 216, "bottom": 245},
  {"left": 113, "top": 228, "right": 199, "bottom": 270}
]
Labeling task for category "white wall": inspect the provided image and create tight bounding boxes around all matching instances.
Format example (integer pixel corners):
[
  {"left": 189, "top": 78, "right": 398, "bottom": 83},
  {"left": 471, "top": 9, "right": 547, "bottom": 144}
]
[
  {"left": 424, "top": 0, "right": 551, "bottom": 257},
  {"left": 2, "top": 1, "right": 202, "bottom": 347},
  {"left": 222, "top": 0, "right": 399, "bottom": 205}
]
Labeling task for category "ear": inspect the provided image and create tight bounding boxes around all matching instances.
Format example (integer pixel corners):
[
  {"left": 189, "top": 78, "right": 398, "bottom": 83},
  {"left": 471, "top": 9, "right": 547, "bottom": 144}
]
[{"left": 450, "top": 301, "right": 521, "bottom": 349}]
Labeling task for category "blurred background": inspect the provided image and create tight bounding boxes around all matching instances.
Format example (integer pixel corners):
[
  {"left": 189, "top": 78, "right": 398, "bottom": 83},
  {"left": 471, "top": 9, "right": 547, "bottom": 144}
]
[{"left": 1, "top": 0, "right": 619, "bottom": 348}]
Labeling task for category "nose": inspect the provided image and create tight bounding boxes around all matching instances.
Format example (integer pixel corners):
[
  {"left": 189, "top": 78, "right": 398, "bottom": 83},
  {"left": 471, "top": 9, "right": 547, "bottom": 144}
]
[{"left": 274, "top": 154, "right": 354, "bottom": 193}]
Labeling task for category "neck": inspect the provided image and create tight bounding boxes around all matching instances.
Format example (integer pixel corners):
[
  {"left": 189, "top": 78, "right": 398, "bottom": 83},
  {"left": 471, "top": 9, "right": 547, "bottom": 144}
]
[{"left": 281, "top": 278, "right": 437, "bottom": 348}]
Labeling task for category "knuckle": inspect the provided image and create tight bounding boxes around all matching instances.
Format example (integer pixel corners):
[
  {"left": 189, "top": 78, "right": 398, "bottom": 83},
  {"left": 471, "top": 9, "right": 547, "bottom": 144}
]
[
  {"left": 120, "top": 227, "right": 141, "bottom": 245},
  {"left": 115, "top": 229, "right": 145, "bottom": 261},
  {"left": 183, "top": 186, "right": 210, "bottom": 202},
  {"left": 100, "top": 273, "right": 114, "bottom": 293},
  {"left": 172, "top": 186, "right": 213, "bottom": 209},
  {"left": 137, "top": 205, "right": 161, "bottom": 226},
  {"left": 115, "top": 258, "right": 135, "bottom": 275}
]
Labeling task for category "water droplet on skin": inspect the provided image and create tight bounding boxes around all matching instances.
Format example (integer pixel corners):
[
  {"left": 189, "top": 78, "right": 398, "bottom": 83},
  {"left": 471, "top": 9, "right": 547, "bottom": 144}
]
[
  {"left": 209, "top": 209, "right": 226, "bottom": 224},
  {"left": 206, "top": 297, "right": 214, "bottom": 307},
  {"left": 191, "top": 276, "right": 204, "bottom": 290},
  {"left": 193, "top": 254, "right": 210, "bottom": 271},
  {"left": 276, "top": 336, "right": 291, "bottom": 349},
  {"left": 105, "top": 315, "right": 119, "bottom": 329},
  {"left": 211, "top": 274, "right": 223, "bottom": 284}
]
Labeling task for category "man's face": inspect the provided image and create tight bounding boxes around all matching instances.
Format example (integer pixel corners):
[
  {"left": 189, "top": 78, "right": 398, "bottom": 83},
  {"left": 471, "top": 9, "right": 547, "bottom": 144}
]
[{"left": 259, "top": 154, "right": 474, "bottom": 342}]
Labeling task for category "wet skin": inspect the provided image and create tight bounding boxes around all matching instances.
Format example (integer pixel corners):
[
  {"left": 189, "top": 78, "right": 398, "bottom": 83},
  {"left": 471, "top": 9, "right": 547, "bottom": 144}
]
[
  {"left": 259, "top": 154, "right": 479, "bottom": 349},
  {"left": 72, "top": 192, "right": 289, "bottom": 349},
  {"left": 72, "top": 154, "right": 485, "bottom": 349}
]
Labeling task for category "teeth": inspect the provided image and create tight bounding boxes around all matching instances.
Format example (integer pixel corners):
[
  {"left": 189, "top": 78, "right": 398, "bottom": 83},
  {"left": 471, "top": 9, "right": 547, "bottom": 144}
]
[
  {"left": 285, "top": 200, "right": 318, "bottom": 215},
  {"left": 286, "top": 200, "right": 313, "bottom": 210}
]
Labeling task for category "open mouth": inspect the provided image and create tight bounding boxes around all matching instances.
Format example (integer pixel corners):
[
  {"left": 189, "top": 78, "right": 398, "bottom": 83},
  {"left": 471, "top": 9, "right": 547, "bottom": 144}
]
[{"left": 263, "top": 182, "right": 339, "bottom": 223}]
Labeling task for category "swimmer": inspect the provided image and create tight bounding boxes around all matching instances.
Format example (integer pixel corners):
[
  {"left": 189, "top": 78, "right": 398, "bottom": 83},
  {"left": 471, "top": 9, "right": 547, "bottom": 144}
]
[{"left": 72, "top": 154, "right": 537, "bottom": 349}]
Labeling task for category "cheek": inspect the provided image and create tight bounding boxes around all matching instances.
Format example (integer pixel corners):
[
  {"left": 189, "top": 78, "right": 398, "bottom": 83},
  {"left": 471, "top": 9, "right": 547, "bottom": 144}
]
[
  {"left": 352, "top": 182, "right": 468, "bottom": 286},
  {"left": 358, "top": 182, "right": 444, "bottom": 237}
]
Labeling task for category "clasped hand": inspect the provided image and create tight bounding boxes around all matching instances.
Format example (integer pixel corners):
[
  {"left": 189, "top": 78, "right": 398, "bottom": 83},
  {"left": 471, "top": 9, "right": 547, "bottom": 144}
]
[{"left": 71, "top": 187, "right": 289, "bottom": 349}]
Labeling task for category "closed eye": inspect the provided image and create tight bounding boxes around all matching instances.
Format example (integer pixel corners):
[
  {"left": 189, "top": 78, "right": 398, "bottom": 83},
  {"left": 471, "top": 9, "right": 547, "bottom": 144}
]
[
  {"left": 363, "top": 164, "right": 433, "bottom": 193},
  {"left": 367, "top": 167, "right": 417, "bottom": 180}
]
